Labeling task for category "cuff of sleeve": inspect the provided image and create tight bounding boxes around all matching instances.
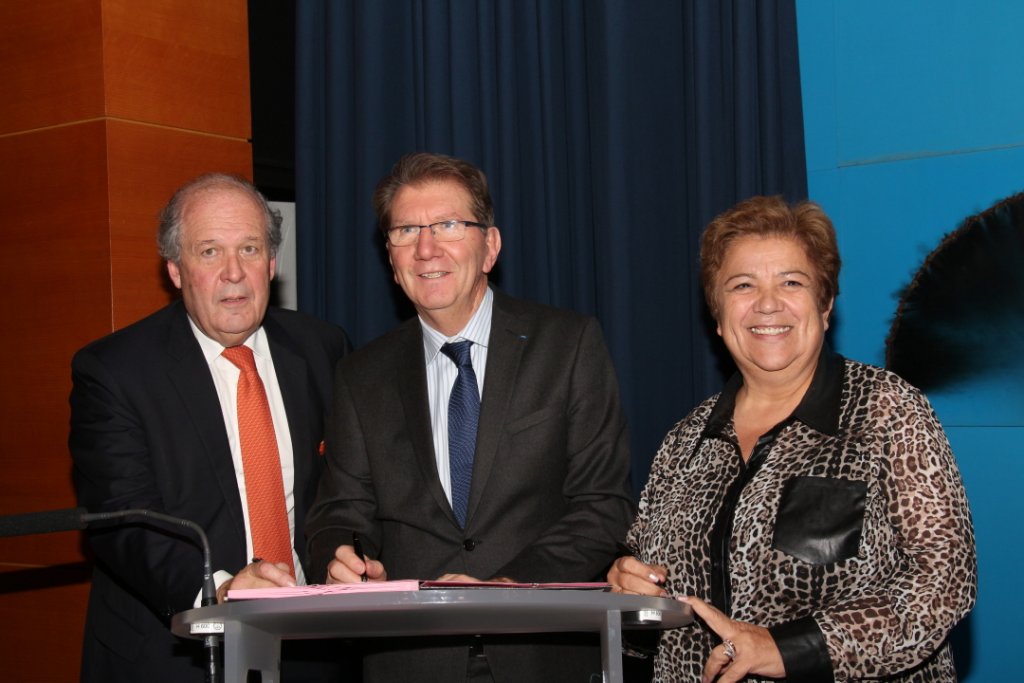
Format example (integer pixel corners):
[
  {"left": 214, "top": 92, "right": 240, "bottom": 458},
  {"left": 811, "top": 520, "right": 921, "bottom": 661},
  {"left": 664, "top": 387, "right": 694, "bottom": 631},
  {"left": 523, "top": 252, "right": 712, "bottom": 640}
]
[{"left": 768, "top": 615, "right": 834, "bottom": 683}]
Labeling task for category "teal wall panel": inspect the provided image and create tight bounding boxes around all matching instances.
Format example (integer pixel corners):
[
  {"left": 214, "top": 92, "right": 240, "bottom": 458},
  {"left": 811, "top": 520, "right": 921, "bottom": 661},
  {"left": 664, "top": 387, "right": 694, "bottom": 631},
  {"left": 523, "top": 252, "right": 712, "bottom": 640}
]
[{"left": 796, "top": 1, "right": 1023, "bottom": 680}]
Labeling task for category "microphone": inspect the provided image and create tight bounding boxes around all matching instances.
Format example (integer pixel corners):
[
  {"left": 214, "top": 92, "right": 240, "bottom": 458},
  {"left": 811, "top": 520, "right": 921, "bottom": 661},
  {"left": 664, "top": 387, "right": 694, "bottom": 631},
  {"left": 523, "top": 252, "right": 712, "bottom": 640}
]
[
  {"left": 0, "top": 507, "right": 88, "bottom": 536},
  {"left": 0, "top": 506, "right": 221, "bottom": 683}
]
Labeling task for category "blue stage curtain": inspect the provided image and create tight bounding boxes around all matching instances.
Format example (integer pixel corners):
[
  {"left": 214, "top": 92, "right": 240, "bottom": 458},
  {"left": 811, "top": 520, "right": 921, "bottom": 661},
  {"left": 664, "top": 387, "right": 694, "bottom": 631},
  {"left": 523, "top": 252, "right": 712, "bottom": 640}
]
[{"left": 295, "top": 0, "right": 807, "bottom": 495}]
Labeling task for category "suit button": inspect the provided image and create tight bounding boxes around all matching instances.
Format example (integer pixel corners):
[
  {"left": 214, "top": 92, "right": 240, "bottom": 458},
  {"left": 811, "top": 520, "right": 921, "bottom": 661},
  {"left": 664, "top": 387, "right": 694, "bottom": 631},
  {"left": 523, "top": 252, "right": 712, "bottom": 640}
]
[{"left": 463, "top": 539, "right": 477, "bottom": 551}]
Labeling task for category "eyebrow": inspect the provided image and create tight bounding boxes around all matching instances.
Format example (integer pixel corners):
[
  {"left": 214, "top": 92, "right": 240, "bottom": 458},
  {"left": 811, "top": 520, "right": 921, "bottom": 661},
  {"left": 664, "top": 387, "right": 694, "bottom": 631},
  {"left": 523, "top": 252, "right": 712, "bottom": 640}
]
[
  {"left": 392, "top": 215, "right": 464, "bottom": 227},
  {"left": 778, "top": 269, "right": 813, "bottom": 279},
  {"left": 722, "top": 269, "right": 813, "bottom": 283},
  {"left": 190, "top": 236, "right": 264, "bottom": 251}
]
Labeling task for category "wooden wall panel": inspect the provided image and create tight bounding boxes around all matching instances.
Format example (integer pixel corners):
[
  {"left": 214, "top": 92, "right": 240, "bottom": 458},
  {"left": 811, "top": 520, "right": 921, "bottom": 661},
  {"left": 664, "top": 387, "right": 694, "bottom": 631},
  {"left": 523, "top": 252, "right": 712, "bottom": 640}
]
[
  {"left": 0, "top": 1, "right": 251, "bottom": 679},
  {"left": 0, "top": 0, "right": 105, "bottom": 134},
  {"left": 0, "top": 121, "right": 110, "bottom": 683},
  {"left": 0, "top": 123, "right": 112, "bottom": 519},
  {"left": 0, "top": 569, "right": 90, "bottom": 683},
  {"left": 102, "top": 0, "right": 252, "bottom": 137}
]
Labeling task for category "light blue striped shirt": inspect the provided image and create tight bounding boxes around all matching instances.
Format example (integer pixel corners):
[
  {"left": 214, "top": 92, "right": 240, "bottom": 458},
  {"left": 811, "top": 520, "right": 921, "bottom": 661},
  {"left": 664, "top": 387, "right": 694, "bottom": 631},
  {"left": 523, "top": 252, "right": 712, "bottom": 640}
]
[{"left": 421, "top": 287, "right": 493, "bottom": 505}]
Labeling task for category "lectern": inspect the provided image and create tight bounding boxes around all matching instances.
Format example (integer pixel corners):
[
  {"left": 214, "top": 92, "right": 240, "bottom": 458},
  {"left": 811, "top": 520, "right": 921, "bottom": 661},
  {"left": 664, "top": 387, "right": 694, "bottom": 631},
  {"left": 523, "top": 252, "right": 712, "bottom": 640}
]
[{"left": 172, "top": 588, "right": 691, "bottom": 682}]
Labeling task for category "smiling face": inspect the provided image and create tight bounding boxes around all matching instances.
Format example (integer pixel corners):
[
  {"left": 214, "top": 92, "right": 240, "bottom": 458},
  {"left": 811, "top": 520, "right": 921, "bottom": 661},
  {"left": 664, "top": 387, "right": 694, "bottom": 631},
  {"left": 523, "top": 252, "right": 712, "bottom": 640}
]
[
  {"left": 386, "top": 179, "right": 501, "bottom": 335},
  {"left": 166, "top": 188, "right": 276, "bottom": 347},
  {"left": 715, "top": 235, "right": 832, "bottom": 386}
]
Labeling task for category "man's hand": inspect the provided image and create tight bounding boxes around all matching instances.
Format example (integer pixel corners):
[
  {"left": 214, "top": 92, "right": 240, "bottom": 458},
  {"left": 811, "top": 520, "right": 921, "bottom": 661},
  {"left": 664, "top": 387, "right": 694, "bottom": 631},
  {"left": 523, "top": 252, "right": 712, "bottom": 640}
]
[
  {"left": 216, "top": 560, "right": 295, "bottom": 603},
  {"left": 326, "top": 544, "right": 387, "bottom": 584}
]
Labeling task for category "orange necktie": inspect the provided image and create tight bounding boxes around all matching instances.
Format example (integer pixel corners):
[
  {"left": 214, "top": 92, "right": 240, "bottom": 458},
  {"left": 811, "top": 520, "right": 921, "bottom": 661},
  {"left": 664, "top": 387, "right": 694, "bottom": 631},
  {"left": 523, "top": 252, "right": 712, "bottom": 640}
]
[{"left": 221, "top": 345, "right": 295, "bottom": 577}]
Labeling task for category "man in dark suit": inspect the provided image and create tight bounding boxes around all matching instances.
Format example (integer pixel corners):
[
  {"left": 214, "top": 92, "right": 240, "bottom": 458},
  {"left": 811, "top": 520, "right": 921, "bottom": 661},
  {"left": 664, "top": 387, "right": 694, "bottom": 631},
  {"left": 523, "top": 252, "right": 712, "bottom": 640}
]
[
  {"left": 71, "top": 173, "right": 351, "bottom": 682},
  {"left": 306, "top": 153, "right": 633, "bottom": 682}
]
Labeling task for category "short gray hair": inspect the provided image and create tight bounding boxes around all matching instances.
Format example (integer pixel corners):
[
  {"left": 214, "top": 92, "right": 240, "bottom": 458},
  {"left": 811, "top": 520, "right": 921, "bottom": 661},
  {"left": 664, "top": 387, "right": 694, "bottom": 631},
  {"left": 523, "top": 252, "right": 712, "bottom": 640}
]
[{"left": 157, "top": 173, "right": 282, "bottom": 263}]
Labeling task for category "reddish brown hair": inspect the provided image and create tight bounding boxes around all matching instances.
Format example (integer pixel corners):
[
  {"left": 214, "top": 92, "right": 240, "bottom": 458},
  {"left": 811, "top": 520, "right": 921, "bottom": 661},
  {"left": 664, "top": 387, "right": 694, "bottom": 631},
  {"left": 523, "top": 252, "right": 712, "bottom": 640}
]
[
  {"left": 373, "top": 152, "right": 495, "bottom": 234},
  {"left": 700, "top": 195, "right": 840, "bottom": 319}
]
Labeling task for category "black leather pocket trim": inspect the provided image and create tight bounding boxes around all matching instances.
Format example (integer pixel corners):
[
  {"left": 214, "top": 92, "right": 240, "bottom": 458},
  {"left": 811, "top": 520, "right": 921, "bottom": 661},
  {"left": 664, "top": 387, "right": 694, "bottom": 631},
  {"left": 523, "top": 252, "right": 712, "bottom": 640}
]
[{"left": 772, "top": 475, "right": 866, "bottom": 565}]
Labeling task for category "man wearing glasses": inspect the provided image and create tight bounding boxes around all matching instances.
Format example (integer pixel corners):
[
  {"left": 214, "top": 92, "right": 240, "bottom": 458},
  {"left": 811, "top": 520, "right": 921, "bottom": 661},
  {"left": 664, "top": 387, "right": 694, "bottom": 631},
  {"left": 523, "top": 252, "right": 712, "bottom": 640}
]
[{"left": 306, "top": 152, "right": 633, "bottom": 682}]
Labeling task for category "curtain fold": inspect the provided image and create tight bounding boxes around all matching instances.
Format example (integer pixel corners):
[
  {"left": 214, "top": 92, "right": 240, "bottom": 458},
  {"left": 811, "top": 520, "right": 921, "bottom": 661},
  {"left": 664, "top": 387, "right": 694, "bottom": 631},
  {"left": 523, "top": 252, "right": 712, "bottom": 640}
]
[{"left": 295, "top": 0, "right": 807, "bottom": 495}]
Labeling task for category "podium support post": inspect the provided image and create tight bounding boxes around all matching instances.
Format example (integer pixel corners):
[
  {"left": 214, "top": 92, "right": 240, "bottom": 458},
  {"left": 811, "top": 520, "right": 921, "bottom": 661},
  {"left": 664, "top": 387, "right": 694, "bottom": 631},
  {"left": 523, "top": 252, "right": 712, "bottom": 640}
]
[
  {"left": 225, "top": 621, "right": 281, "bottom": 683},
  {"left": 600, "top": 608, "right": 623, "bottom": 682}
]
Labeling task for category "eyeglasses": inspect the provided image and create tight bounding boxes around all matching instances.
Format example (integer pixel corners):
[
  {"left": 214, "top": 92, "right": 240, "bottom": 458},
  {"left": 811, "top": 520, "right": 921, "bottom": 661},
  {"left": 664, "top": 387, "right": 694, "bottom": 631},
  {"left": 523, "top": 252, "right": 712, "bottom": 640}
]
[{"left": 386, "top": 220, "right": 488, "bottom": 247}]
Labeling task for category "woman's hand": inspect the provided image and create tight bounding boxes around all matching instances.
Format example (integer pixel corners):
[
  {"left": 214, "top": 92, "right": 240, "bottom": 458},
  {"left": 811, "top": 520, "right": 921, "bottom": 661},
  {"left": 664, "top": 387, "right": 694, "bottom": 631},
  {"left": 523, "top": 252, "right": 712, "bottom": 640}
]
[
  {"left": 680, "top": 596, "right": 785, "bottom": 683},
  {"left": 607, "top": 555, "right": 669, "bottom": 597}
]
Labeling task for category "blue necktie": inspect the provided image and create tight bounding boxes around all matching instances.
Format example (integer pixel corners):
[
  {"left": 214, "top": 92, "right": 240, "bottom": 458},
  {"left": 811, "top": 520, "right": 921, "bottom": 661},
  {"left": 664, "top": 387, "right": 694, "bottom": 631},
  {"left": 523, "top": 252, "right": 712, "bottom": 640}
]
[{"left": 441, "top": 341, "right": 479, "bottom": 527}]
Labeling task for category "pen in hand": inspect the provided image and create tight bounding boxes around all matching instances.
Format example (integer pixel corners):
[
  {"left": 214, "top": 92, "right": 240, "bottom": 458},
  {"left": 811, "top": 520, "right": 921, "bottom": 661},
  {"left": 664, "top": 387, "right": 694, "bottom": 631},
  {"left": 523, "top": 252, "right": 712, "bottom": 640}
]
[
  {"left": 617, "top": 542, "right": 666, "bottom": 586},
  {"left": 352, "top": 533, "right": 368, "bottom": 582},
  {"left": 617, "top": 541, "right": 644, "bottom": 565}
]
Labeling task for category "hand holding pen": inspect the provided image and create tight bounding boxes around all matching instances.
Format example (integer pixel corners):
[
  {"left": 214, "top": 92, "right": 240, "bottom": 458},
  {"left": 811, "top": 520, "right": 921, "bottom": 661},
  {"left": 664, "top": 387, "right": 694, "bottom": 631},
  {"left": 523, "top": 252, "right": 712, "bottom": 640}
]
[
  {"left": 325, "top": 533, "right": 388, "bottom": 584},
  {"left": 607, "top": 542, "right": 670, "bottom": 597}
]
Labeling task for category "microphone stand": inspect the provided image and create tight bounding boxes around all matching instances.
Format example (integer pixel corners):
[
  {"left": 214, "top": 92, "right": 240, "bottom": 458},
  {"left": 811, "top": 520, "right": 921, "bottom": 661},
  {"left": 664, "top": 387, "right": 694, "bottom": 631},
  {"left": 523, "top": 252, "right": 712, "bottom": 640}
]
[
  {"left": 0, "top": 507, "right": 222, "bottom": 682},
  {"left": 81, "top": 509, "right": 221, "bottom": 683}
]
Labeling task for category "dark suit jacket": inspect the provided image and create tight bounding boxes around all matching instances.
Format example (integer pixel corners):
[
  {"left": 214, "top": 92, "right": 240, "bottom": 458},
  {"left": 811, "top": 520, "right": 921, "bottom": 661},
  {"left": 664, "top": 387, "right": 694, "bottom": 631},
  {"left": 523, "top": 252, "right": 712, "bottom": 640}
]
[
  {"left": 71, "top": 300, "right": 350, "bottom": 683},
  {"left": 306, "top": 289, "right": 634, "bottom": 683}
]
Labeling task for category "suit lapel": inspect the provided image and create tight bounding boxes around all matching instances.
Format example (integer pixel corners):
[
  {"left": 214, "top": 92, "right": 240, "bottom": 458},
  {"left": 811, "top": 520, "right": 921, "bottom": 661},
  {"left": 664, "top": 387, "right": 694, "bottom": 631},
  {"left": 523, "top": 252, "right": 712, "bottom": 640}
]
[
  {"left": 467, "top": 292, "right": 529, "bottom": 524},
  {"left": 262, "top": 314, "right": 314, "bottom": 526},
  {"left": 164, "top": 304, "right": 247, "bottom": 551},
  {"left": 395, "top": 320, "right": 461, "bottom": 525}
]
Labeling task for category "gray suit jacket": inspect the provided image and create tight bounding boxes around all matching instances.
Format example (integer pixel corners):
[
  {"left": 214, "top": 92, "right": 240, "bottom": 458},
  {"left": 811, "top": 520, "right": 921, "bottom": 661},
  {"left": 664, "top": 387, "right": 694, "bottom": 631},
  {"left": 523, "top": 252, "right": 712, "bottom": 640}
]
[
  {"left": 71, "top": 300, "right": 350, "bottom": 683},
  {"left": 307, "top": 289, "right": 633, "bottom": 682}
]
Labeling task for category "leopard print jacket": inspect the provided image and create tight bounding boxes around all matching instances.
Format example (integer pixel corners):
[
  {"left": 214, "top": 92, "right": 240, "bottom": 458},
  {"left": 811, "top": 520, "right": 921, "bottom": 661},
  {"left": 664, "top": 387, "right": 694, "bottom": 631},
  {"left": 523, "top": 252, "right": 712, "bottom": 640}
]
[{"left": 628, "top": 353, "right": 976, "bottom": 682}]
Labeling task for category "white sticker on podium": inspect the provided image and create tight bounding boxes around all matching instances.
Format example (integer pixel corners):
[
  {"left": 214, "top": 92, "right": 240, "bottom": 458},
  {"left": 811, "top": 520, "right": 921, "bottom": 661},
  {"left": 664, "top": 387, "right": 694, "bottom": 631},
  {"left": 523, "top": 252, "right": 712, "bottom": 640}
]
[
  {"left": 190, "top": 622, "right": 225, "bottom": 634},
  {"left": 636, "top": 610, "right": 662, "bottom": 623}
]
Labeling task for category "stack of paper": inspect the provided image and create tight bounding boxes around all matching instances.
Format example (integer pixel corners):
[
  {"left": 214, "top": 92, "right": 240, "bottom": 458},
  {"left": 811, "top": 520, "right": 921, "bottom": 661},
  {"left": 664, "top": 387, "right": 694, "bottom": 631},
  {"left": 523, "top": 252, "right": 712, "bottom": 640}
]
[{"left": 227, "top": 579, "right": 421, "bottom": 600}]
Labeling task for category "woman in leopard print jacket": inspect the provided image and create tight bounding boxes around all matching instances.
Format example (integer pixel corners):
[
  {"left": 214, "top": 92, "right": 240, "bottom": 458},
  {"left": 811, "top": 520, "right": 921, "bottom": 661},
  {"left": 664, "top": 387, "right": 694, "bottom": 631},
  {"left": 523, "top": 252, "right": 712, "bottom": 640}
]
[{"left": 609, "top": 197, "right": 976, "bottom": 682}]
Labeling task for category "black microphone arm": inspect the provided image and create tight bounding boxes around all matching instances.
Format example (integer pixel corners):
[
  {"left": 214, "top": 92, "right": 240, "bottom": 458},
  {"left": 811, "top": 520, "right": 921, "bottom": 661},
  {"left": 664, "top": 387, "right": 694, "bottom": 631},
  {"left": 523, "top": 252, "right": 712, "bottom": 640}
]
[
  {"left": 80, "top": 508, "right": 221, "bottom": 683},
  {"left": 81, "top": 508, "right": 217, "bottom": 608},
  {"left": 0, "top": 506, "right": 221, "bottom": 683},
  {"left": 0, "top": 506, "right": 217, "bottom": 606}
]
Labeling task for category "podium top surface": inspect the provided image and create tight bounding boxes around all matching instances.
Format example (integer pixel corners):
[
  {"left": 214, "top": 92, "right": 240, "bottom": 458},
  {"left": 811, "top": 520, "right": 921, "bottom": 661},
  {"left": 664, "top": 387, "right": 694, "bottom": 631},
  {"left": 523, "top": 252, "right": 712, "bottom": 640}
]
[{"left": 172, "top": 588, "right": 692, "bottom": 641}]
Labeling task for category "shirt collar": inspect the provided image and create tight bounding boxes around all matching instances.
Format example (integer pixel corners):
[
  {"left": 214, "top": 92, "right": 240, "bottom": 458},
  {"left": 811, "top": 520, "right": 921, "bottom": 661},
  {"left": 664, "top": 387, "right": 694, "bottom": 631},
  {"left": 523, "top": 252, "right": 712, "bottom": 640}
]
[
  {"left": 188, "top": 316, "right": 269, "bottom": 365},
  {"left": 420, "top": 287, "right": 494, "bottom": 364},
  {"left": 791, "top": 344, "right": 843, "bottom": 435},
  {"left": 705, "top": 344, "right": 843, "bottom": 438}
]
